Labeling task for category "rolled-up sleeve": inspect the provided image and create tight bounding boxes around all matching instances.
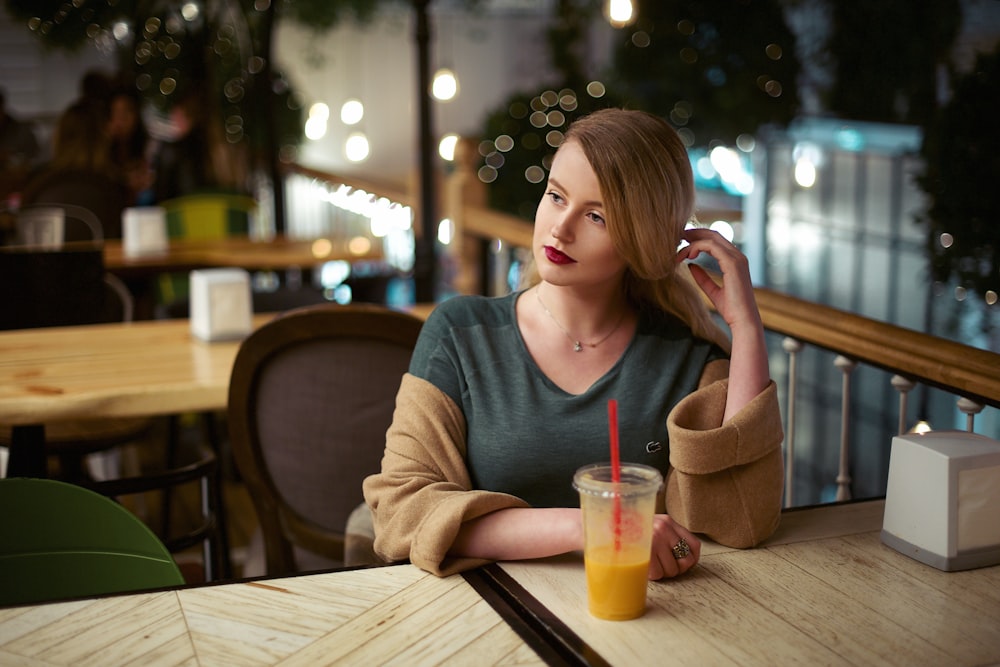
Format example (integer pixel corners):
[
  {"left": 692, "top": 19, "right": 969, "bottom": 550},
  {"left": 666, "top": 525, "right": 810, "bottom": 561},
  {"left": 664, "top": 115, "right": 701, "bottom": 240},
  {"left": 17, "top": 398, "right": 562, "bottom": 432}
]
[
  {"left": 665, "top": 378, "right": 784, "bottom": 548},
  {"left": 363, "top": 374, "right": 529, "bottom": 576}
]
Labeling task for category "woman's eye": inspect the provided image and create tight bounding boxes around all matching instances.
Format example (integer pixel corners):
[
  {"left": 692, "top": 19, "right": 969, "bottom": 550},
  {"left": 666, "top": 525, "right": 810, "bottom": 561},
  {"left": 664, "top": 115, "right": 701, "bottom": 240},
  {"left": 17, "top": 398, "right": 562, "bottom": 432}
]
[
  {"left": 588, "top": 212, "right": 606, "bottom": 226},
  {"left": 546, "top": 191, "right": 564, "bottom": 204}
]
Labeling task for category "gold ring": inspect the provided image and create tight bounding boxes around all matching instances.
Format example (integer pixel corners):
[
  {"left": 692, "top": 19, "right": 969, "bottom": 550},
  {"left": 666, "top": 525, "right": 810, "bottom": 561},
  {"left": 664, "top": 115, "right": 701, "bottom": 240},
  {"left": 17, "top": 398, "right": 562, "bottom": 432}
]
[{"left": 671, "top": 538, "right": 691, "bottom": 559}]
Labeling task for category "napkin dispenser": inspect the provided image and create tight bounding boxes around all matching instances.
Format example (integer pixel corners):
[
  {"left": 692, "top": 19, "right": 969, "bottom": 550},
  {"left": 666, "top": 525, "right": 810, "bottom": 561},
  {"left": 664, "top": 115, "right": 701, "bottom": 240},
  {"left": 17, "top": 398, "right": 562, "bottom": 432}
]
[
  {"left": 122, "top": 206, "right": 168, "bottom": 258},
  {"left": 881, "top": 430, "right": 1000, "bottom": 571},
  {"left": 18, "top": 206, "right": 65, "bottom": 248},
  {"left": 189, "top": 268, "right": 253, "bottom": 342}
]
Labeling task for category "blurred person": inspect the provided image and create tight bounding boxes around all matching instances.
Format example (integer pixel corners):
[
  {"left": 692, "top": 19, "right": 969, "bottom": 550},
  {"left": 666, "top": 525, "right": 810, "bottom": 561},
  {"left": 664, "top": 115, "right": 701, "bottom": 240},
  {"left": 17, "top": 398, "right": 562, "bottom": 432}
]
[
  {"left": 150, "top": 88, "right": 248, "bottom": 204},
  {"left": 107, "top": 85, "right": 154, "bottom": 205},
  {"left": 364, "top": 108, "right": 784, "bottom": 579},
  {"left": 20, "top": 100, "right": 129, "bottom": 239},
  {"left": 0, "top": 87, "right": 41, "bottom": 172},
  {"left": 0, "top": 87, "right": 42, "bottom": 207},
  {"left": 75, "top": 69, "right": 112, "bottom": 118}
]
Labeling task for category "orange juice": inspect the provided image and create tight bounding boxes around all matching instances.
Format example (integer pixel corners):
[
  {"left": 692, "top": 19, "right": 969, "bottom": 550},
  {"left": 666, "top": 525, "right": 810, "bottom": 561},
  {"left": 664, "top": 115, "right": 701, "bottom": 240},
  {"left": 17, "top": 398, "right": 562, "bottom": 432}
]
[
  {"left": 575, "top": 462, "right": 662, "bottom": 621},
  {"left": 585, "top": 544, "right": 650, "bottom": 620}
]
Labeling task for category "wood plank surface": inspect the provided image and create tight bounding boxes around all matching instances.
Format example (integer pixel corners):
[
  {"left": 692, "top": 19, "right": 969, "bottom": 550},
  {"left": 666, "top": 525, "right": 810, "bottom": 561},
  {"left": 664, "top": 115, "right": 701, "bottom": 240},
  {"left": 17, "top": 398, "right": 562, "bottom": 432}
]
[
  {"left": 0, "top": 315, "right": 273, "bottom": 424},
  {"left": 0, "top": 565, "right": 544, "bottom": 667},
  {"left": 498, "top": 501, "right": 1000, "bottom": 666}
]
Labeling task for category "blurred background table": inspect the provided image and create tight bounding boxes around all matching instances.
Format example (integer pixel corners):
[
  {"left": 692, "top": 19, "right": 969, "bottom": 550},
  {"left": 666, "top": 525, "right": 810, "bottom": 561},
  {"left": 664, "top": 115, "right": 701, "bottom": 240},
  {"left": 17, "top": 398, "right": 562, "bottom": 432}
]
[
  {"left": 104, "top": 236, "right": 385, "bottom": 320},
  {"left": 103, "top": 235, "right": 381, "bottom": 277}
]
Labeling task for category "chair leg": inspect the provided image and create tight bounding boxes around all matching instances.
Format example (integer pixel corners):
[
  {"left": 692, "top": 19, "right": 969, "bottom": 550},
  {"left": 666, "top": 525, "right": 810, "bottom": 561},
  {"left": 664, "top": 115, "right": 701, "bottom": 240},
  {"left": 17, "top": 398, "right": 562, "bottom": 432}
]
[
  {"left": 199, "top": 474, "right": 215, "bottom": 582},
  {"left": 161, "top": 415, "right": 180, "bottom": 538},
  {"left": 56, "top": 451, "right": 88, "bottom": 483},
  {"left": 201, "top": 412, "right": 232, "bottom": 580}
]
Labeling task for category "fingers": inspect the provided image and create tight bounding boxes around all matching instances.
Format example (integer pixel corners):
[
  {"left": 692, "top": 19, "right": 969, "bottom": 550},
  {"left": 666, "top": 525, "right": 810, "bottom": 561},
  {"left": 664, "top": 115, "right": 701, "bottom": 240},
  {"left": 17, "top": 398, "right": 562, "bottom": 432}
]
[
  {"left": 686, "top": 262, "right": 720, "bottom": 297},
  {"left": 680, "top": 227, "right": 747, "bottom": 272},
  {"left": 677, "top": 228, "right": 758, "bottom": 325},
  {"left": 647, "top": 514, "right": 701, "bottom": 580}
]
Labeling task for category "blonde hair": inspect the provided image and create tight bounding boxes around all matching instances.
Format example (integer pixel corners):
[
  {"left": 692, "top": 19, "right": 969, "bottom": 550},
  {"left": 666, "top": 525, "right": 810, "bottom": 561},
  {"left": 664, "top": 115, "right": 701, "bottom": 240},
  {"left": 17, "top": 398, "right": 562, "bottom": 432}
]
[
  {"left": 51, "top": 102, "right": 113, "bottom": 174},
  {"left": 523, "top": 108, "right": 730, "bottom": 352}
]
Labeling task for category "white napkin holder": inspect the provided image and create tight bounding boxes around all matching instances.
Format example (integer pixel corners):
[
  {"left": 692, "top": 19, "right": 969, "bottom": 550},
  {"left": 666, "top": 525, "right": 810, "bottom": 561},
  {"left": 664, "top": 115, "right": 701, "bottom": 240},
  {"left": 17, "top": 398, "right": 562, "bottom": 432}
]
[
  {"left": 189, "top": 268, "right": 253, "bottom": 342},
  {"left": 122, "top": 206, "right": 168, "bottom": 258},
  {"left": 881, "top": 430, "right": 1000, "bottom": 571}
]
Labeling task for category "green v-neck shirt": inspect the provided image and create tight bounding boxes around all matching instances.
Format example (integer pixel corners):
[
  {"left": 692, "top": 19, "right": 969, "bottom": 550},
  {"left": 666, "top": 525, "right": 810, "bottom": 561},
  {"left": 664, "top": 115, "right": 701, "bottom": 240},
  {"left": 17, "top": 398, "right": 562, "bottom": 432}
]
[{"left": 408, "top": 291, "right": 727, "bottom": 508}]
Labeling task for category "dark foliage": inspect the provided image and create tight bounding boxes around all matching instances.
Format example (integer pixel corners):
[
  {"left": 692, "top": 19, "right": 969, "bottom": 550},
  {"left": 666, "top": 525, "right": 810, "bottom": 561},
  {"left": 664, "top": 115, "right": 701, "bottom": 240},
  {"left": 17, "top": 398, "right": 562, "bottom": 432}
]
[
  {"left": 918, "top": 43, "right": 1000, "bottom": 300},
  {"left": 612, "top": 0, "right": 801, "bottom": 148}
]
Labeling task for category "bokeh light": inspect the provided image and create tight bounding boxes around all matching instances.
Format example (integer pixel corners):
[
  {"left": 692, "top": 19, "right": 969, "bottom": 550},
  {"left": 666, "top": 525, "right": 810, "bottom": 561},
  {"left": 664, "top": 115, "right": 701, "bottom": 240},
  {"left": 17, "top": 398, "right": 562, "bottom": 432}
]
[
  {"left": 432, "top": 68, "right": 459, "bottom": 101},
  {"left": 340, "top": 99, "right": 364, "bottom": 125},
  {"left": 345, "top": 132, "right": 370, "bottom": 162}
]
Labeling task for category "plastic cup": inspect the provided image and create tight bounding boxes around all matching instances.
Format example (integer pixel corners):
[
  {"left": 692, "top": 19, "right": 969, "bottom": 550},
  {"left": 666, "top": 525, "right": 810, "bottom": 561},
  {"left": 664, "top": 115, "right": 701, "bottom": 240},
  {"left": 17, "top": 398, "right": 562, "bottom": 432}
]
[{"left": 573, "top": 462, "right": 663, "bottom": 621}]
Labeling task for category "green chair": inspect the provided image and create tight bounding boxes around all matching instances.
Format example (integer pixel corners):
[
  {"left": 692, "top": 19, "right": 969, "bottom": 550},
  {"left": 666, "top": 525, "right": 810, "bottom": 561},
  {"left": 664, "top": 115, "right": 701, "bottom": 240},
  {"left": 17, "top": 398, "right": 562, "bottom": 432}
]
[
  {"left": 162, "top": 191, "right": 256, "bottom": 241},
  {"left": 0, "top": 478, "right": 185, "bottom": 606},
  {"left": 157, "top": 192, "right": 256, "bottom": 305}
]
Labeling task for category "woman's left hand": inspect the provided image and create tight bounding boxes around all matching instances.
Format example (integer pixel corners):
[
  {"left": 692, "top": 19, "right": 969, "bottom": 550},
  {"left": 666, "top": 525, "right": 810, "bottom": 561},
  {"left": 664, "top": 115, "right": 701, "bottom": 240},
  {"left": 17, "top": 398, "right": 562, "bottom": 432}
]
[
  {"left": 676, "top": 227, "right": 760, "bottom": 332},
  {"left": 648, "top": 514, "right": 701, "bottom": 579},
  {"left": 677, "top": 227, "right": 770, "bottom": 421}
]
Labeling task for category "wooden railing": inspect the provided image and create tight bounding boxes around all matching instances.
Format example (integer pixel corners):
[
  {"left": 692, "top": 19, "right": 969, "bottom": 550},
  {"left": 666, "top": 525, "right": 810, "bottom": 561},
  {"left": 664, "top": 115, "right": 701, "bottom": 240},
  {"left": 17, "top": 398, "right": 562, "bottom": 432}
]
[{"left": 286, "top": 157, "right": 1000, "bottom": 506}]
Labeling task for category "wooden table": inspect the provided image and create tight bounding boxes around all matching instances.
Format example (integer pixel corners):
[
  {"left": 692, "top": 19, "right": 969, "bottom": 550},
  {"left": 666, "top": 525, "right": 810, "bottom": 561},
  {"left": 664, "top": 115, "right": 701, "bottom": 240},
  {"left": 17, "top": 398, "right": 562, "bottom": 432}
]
[
  {"left": 489, "top": 500, "right": 1000, "bottom": 666},
  {"left": 0, "top": 564, "right": 545, "bottom": 666},
  {"left": 104, "top": 235, "right": 386, "bottom": 320},
  {"left": 0, "top": 315, "right": 274, "bottom": 477},
  {"left": 4, "top": 500, "right": 995, "bottom": 666},
  {"left": 103, "top": 236, "right": 383, "bottom": 277}
]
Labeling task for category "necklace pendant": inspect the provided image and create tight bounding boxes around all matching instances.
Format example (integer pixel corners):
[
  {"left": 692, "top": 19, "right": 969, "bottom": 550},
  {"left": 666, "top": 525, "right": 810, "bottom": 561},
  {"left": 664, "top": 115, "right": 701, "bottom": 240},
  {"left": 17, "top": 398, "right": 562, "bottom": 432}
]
[{"left": 573, "top": 341, "right": 583, "bottom": 352}]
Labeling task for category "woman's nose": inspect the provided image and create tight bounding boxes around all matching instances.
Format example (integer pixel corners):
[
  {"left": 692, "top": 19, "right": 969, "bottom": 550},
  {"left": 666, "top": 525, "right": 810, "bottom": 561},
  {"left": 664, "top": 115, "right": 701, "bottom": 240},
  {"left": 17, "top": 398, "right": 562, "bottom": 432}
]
[{"left": 550, "top": 211, "right": 573, "bottom": 241}]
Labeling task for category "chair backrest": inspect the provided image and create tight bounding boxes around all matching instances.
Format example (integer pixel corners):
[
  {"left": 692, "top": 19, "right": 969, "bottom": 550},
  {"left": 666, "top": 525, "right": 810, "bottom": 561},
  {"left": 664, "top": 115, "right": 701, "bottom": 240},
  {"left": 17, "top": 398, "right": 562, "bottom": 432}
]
[
  {"left": 228, "top": 303, "right": 423, "bottom": 575},
  {"left": 0, "top": 478, "right": 184, "bottom": 606},
  {"left": 20, "top": 169, "right": 128, "bottom": 239},
  {"left": 0, "top": 243, "right": 108, "bottom": 330},
  {"left": 16, "top": 203, "right": 104, "bottom": 245},
  {"left": 161, "top": 192, "right": 255, "bottom": 240}
]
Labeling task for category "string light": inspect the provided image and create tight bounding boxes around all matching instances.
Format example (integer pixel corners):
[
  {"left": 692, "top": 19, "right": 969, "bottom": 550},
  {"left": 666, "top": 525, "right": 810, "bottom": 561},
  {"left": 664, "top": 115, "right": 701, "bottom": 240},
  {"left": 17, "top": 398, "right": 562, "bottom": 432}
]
[
  {"left": 438, "top": 133, "right": 459, "bottom": 161},
  {"left": 606, "top": 0, "right": 635, "bottom": 27},
  {"left": 432, "top": 68, "right": 459, "bottom": 101}
]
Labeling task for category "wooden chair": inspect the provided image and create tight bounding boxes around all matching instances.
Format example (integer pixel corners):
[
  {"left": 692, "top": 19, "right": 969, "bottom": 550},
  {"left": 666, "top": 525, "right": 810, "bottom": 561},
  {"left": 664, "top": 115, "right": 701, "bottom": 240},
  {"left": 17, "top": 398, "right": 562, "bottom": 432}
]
[
  {"left": 227, "top": 303, "right": 423, "bottom": 576},
  {"left": 0, "top": 478, "right": 184, "bottom": 606}
]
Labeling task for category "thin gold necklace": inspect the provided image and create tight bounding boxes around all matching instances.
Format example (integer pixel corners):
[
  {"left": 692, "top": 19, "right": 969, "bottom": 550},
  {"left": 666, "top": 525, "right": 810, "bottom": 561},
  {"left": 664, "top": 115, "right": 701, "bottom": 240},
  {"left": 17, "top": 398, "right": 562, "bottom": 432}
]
[{"left": 535, "top": 289, "right": 628, "bottom": 353}]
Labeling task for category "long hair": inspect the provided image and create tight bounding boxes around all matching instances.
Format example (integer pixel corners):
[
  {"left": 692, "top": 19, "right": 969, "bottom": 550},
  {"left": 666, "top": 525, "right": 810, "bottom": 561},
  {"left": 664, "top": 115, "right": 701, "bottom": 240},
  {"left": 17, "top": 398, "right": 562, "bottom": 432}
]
[
  {"left": 523, "top": 108, "right": 731, "bottom": 352},
  {"left": 50, "top": 101, "right": 113, "bottom": 174}
]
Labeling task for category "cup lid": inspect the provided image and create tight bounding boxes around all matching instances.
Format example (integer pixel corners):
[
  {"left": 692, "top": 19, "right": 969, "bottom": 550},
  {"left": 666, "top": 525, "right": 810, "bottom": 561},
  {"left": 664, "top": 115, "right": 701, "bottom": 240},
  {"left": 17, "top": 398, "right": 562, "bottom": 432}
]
[{"left": 573, "top": 462, "right": 663, "bottom": 497}]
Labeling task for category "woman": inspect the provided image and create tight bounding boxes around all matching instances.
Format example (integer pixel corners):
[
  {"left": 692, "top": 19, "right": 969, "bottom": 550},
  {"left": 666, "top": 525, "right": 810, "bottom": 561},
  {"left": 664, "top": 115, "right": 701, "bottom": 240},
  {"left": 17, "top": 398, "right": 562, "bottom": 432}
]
[
  {"left": 20, "top": 100, "right": 129, "bottom": 239},
  {"left": 107, "top": 85, "right": 153, "bottom": 206},
  {"left": 363, "top": 108, "right": 784, "bottom": 579}
]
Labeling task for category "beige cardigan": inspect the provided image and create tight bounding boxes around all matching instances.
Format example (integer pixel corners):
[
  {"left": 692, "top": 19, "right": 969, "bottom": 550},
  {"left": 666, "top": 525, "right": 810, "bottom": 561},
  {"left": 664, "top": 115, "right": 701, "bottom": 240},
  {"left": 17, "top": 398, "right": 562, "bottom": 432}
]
[{"left": 363, "top": 359, "right": 785, "bottom": 576}]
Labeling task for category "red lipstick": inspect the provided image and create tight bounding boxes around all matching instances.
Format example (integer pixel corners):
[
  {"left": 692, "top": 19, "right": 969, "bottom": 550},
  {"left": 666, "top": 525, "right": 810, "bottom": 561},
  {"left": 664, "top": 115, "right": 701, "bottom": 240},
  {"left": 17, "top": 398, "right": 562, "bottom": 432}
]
[{"left": 544, "top": 245, "right": 576, "bottom": 265}]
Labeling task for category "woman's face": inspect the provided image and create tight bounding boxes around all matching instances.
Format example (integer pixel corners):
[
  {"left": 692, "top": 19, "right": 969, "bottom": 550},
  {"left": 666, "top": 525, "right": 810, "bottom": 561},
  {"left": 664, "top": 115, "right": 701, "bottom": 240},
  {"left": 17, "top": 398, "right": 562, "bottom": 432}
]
[
  {"left": 108, "top": 96, "right": 138, "bottom": 138},
  {"left": 533, "top": 139, "right": 627, "bottom": 289}
]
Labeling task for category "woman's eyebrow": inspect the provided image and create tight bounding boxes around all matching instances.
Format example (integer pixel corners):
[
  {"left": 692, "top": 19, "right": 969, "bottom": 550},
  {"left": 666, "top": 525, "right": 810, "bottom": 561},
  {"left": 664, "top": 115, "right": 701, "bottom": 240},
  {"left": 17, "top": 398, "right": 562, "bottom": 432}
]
[{"left": 547, "top": 177, "right": 604, "bottom": 208}]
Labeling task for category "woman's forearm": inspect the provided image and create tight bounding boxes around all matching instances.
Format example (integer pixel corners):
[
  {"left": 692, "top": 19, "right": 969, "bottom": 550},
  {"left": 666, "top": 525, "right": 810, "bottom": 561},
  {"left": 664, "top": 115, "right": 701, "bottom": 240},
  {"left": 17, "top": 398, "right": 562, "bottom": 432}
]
[
  {"left": 448, "top": 507, "right": 584, "bottom": 561},
  {"left": 723, "top": 317, "right": 771, "bottom": 423}
]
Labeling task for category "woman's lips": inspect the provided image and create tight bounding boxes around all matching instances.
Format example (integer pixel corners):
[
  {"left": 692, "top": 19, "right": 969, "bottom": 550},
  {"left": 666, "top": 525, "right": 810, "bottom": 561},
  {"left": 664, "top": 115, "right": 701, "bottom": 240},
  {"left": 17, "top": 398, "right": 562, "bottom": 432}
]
[{"left": 544, "top": 245, "right": 576, "bottom": 265}]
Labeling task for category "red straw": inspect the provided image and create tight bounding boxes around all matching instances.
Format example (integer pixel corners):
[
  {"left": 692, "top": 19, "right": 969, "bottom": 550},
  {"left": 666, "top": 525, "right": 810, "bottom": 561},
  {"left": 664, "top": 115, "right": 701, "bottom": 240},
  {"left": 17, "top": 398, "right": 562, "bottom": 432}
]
[{"left": 608, "top": 399, "right": 622, "bottom": 550}]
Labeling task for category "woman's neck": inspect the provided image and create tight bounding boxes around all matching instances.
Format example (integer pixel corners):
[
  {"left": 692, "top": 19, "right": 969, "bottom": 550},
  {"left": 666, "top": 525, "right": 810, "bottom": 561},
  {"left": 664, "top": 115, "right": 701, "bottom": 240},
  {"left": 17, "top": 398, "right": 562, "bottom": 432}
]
[{"left": 533, "top": 282, "right": 631, "bottom": 342}]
